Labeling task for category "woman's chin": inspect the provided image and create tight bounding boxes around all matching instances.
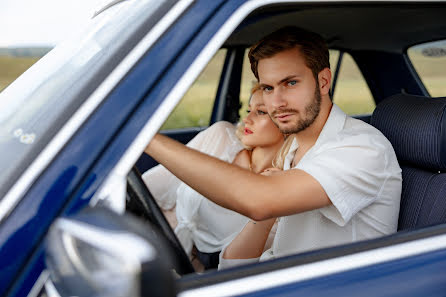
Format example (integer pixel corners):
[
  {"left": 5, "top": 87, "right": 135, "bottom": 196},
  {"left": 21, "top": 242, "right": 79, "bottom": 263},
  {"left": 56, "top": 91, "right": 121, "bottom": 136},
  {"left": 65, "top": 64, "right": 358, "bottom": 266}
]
[{"left": 241, "top": 140, "right": 254, "bottom": 148}]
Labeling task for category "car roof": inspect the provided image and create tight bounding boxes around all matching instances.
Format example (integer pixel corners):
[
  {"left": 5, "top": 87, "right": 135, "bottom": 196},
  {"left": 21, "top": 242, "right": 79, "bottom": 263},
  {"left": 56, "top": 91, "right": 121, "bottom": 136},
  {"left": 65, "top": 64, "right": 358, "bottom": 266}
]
[{"left": 225, "top": 3, "right": 446, "bottom": 52}]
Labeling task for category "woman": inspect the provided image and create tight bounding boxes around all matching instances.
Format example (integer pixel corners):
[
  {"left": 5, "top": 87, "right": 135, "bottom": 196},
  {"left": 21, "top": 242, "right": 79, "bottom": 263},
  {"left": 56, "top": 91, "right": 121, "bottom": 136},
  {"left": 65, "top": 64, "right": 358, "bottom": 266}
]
[{"left": 142, "top": 85, "right": 284, "bottom": 269}]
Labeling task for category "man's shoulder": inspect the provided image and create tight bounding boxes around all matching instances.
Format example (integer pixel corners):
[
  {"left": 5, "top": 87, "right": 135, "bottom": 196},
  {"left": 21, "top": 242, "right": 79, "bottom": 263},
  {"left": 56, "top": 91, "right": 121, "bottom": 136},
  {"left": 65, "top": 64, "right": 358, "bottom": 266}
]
[{"left": 343, "top": 116, "right": 391, "bottom": 144}]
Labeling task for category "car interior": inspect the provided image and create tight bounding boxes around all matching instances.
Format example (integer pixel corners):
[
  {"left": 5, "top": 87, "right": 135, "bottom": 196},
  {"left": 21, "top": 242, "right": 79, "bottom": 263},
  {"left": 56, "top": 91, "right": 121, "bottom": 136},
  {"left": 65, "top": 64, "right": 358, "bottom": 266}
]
[{"left": 125, "top": 1, "right": 446, "bottom": 285}]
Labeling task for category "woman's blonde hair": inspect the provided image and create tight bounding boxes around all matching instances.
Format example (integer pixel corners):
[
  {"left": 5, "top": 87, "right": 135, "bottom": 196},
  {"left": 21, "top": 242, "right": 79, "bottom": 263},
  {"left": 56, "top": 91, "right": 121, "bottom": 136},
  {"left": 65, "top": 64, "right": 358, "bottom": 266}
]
[{"left": 272, "top": 134, "right": 295, "bottom": 170}]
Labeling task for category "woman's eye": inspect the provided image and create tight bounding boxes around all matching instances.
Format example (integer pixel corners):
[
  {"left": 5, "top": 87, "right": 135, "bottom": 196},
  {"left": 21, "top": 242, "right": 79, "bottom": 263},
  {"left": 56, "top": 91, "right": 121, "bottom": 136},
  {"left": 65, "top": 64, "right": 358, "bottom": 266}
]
[
  {"left": 257, "top": 110, "right": 267, "bottom": 115},
  {"left": 263, "top": 86, "right": 273, "bottom": 92},
  {"left": 288, "top": 80, "right": 297, "bottom": 86}
]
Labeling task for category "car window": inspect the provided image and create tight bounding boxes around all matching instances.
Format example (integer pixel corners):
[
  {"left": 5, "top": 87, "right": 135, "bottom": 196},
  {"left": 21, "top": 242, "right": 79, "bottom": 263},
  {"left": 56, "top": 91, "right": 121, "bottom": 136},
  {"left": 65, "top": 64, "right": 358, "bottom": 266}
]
[
  {"left": 331, "top": 50, "right": 375, "bottom": 115},
  {"left": 407, "top": 40, "right": 446, "bottom": 97},
  {"left": 161, "top": 49, "right": 227, "bottom": 130},
  {"left": 0, "top": 0, "right": 167, "bottom": 201}
]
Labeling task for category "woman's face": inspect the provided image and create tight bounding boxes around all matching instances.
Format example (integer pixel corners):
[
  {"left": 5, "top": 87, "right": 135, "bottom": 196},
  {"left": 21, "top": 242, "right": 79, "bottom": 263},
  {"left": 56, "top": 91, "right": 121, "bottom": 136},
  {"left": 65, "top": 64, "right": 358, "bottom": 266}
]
[{"left": 242, "top": 91, "right": 284, "bottom": 148}]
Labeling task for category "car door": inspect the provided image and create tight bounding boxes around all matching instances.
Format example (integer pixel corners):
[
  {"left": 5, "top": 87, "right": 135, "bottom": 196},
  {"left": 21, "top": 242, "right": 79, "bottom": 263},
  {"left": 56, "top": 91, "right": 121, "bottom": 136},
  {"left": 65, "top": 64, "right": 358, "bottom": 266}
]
[
  {"left": 14, "top": 0, "right": 446, "bottom": 296},
  {"left": 2, "top": 1, "right": 226, "bottom": 296},
  {"left": 97, "top": 0, "right": 446, "bottom": 296}
]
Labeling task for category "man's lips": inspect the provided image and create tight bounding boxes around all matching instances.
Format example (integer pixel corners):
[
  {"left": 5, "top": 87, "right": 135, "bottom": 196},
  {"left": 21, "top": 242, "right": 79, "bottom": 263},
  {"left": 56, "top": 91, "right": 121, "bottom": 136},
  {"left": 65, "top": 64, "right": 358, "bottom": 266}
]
[
  {"left": 274, "top": 113, "right": 293, "bottom": 121},
  {"left": 244, "top": 128, "right": 253, "bottom": 135}
]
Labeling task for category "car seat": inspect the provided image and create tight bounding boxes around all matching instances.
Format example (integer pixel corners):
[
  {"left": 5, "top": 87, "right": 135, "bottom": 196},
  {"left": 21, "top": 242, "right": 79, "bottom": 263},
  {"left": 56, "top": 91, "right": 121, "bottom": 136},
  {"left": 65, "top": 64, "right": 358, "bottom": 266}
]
[{"left": 371, "top": 93, "right": 446, "bottom": 231}]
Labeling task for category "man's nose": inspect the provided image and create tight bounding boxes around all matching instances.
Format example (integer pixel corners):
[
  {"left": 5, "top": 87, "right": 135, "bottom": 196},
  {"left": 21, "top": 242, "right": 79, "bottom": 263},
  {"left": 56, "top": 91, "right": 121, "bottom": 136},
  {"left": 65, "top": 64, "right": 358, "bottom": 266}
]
[{"left": 271, "top": 88, "right": 287, "bottom": 109}]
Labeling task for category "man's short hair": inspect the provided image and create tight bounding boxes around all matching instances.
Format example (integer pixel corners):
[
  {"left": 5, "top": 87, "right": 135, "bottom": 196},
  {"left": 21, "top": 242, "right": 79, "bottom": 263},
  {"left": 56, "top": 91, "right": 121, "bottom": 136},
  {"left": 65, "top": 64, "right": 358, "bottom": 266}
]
[{"left": 248, "top": 26, "right": 330, "bottom": 81}]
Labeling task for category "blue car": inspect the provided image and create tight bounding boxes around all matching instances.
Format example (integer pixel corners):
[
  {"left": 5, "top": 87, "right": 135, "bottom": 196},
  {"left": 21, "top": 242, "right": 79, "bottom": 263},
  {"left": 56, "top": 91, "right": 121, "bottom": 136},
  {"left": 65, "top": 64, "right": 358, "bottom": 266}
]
[{"left": 2, "top": 0, "right": 446, "bottom": 296}]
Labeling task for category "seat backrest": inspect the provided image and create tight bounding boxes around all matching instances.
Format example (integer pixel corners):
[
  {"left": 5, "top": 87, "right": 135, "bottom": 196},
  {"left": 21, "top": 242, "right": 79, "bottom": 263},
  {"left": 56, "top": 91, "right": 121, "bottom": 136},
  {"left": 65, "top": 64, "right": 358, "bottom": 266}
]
[{"left": 371, "top": 93, "right": 446, "bottom": 231}]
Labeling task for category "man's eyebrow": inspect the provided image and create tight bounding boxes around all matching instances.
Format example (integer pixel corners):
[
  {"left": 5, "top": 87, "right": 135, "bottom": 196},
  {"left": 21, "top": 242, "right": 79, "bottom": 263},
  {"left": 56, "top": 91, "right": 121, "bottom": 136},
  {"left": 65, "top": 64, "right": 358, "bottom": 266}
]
[
  {"left": 278, "top": 75, "right": 300, "bottom": 84},
  {"left": 259, "top": 75, "right": 301, "bottom": 88}
]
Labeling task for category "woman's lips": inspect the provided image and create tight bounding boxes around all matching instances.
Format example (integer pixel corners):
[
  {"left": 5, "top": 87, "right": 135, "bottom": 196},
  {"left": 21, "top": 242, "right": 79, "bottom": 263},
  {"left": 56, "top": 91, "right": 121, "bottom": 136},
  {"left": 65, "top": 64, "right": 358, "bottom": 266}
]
[{"left": 244, "top": 128, "right": 253, "bottom": 135}]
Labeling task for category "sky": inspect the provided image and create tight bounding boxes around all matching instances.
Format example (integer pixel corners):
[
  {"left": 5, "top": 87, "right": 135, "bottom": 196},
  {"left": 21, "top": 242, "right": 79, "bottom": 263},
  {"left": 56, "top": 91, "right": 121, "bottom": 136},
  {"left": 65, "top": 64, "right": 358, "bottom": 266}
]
[{"left": 0, "top": 0, "right": 106, "bottom": 47}]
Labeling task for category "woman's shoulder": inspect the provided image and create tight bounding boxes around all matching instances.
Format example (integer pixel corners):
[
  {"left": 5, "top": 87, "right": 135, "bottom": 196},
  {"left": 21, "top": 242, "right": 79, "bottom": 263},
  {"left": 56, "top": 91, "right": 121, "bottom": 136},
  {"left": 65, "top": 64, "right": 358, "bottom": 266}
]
[
  {"left": 208, "top": 121, "right": 237, "bottom": 132},
  {"left": 202, "top": 121, "right": 239, "bottom": 142}
]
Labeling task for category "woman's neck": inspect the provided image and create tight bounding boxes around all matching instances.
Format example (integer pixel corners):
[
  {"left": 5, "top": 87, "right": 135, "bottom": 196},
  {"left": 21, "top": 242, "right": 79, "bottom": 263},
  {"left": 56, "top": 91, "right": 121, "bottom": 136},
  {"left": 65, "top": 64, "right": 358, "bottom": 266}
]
[{"left": 250, "top": 141, "right": 284, "bottom": 173}]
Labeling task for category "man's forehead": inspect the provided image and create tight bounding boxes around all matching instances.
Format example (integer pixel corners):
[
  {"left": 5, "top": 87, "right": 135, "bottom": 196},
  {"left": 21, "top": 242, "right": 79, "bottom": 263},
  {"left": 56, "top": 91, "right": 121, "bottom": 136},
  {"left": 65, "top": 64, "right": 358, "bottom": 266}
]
[{"left": 257, "top": 49, "right": 308, "bottom": 82}]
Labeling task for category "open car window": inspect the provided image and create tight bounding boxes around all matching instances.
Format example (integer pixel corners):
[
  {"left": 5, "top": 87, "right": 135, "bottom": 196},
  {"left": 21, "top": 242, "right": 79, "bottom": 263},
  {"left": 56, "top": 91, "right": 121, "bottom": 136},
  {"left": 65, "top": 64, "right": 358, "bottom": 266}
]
[
  {"left": 407, "top": 40, "right": 446, "bottom": 97},
  {"left": 161, "top": 49, "right": 227, "bottom": 130}
]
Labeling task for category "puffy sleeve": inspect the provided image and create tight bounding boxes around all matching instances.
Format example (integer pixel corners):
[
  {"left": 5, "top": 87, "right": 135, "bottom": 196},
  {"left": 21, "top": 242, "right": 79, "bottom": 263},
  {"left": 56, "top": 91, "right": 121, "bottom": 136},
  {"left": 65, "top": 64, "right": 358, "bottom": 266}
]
[{"left": 142, "top": 121, "right": 244, "bottom": 210}]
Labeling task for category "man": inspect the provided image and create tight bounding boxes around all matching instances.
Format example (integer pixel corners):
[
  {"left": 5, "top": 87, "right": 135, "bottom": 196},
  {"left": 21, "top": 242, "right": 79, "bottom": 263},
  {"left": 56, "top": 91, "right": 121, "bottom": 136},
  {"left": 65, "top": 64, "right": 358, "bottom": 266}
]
[{"left": 145, "top": 27, "right": 402, "bottom": 265}]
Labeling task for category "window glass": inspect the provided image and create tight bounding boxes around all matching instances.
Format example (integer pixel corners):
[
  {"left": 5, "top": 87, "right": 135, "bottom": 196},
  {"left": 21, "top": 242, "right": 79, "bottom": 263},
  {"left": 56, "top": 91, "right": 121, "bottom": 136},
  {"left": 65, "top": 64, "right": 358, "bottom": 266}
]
[
  {"left": 332, "top": 51, "right": 375, "bottom": 115},
  {"left": 161, "top": 49, "right": 227, "bottom": 130},
  {"left": 0, "top": 0, "right": 166, "bottom": 200},
  {"left": 408, "top": 40, "right": 446, "bottom": 97}
]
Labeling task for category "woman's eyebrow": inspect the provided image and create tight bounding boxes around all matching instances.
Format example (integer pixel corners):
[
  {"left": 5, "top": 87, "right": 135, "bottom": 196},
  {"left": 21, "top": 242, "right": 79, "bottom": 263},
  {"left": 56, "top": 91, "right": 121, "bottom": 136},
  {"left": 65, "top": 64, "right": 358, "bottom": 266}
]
[{"left": 259, "top": 83, "right": 270, "bottom": 89}]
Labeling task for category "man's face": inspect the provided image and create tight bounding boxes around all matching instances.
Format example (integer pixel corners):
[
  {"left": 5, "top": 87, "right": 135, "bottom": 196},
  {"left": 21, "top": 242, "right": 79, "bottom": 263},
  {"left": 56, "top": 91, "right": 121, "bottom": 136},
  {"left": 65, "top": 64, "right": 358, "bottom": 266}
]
[{"left": 258, "top": 47, "right": 321, "bottom": 134}]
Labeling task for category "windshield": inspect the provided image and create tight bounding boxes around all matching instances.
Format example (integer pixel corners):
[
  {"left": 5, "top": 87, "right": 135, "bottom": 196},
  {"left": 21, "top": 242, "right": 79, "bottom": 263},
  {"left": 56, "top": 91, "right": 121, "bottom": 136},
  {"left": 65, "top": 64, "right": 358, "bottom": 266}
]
[{"left": 0, "top": 0, "right": 167, "bottom": 200}]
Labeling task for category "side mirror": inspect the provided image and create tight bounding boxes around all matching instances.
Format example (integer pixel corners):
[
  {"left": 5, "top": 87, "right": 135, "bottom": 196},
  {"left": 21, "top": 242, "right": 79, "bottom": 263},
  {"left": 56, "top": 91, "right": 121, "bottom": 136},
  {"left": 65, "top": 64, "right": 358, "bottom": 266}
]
[{"left": 45, "top": 207, "right": 177, "bottom": 297}]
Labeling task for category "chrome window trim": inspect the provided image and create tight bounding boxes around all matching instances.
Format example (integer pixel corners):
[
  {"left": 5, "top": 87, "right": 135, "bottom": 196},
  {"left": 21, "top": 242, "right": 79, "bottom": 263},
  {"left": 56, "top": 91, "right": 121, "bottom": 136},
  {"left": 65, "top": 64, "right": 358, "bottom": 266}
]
[
  {"left": 27, "top": 270, "right": 50, "bottom": 297},
  {"left": 180, "top": 233, "right": 446, "bottom": 297},
  {"left": 44, "top": 278, "right": 61, "bottom": 297},
  {"left": 0, "top": 0, "right": 194, "bottom": 222},
  {"left": 108, "top": 0, "right": 446, "bottom": 295}
]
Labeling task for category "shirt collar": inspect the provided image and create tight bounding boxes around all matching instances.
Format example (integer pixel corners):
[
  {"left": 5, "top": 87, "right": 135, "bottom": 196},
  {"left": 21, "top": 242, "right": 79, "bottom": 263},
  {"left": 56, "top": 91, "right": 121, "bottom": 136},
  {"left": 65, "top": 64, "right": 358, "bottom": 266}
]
[
  {"left": 283, "top": 104, "right": 347, "bottom": 170},
  {"left": 314, "top": 103, "right": 346, "bottom": 147}
]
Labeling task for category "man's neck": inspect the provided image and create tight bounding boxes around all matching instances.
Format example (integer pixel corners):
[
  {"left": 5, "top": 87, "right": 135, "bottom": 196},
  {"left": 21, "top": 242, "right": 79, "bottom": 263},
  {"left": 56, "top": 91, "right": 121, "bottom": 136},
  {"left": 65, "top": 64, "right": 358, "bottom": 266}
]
[{"left": 292, "top": 98, "right": 333, "bottom": 165}]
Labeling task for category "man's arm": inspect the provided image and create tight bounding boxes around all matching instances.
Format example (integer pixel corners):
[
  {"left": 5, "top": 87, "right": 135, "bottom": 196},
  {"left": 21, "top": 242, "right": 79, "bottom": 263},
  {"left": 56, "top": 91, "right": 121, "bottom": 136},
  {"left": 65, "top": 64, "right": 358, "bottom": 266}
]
[{"left": 145, "top": 134, "right": 331, "bottom": 221}]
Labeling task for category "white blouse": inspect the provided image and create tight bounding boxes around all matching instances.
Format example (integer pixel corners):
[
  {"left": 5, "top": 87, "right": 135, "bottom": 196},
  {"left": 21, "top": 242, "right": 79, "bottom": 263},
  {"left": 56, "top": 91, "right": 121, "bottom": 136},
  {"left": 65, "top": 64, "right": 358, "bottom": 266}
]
[{"left": 142, "top": 121, "right": 249, "bottom": 256}]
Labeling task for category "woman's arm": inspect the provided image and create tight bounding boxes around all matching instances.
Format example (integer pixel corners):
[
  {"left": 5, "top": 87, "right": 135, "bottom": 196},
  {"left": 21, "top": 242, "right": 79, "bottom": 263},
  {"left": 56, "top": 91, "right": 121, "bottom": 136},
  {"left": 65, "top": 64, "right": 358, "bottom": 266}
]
[
  {"left": 222, "top": 218, "right": 276, "bottom": 259},
  {"left": 221, "top": 168, "right": 279, "bottom": 260}
]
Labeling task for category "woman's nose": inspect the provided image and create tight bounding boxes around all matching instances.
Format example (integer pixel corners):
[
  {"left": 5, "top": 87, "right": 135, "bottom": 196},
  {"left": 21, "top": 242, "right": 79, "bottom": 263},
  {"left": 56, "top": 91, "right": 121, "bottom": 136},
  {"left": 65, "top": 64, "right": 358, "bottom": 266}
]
[{"left": 243, "top": 113, "right": 253, "bottom": 124}]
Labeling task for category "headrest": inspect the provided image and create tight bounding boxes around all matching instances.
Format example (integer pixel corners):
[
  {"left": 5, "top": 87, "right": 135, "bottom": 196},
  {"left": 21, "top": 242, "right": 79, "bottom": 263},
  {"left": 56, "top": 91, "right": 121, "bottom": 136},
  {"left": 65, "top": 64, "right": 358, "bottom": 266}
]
[{"left": 371, "top": 94, "right": 446, "bottom": 171}]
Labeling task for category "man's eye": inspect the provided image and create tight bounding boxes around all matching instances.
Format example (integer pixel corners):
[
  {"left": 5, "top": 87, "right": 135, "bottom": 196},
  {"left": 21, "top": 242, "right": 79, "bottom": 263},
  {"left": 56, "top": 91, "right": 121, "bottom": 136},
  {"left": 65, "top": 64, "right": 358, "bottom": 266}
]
[
  {"left": 246, "top": 109, "right": 251, "bottom": 114},
  {"left": 288, "top": 80, "right": 297, "bottom": 86},
  {"left": 263, "top": 86, "right": 273, "bottom": 92},
  {"left": 257, "top": 110, "right": 267, "bottom": 115}
]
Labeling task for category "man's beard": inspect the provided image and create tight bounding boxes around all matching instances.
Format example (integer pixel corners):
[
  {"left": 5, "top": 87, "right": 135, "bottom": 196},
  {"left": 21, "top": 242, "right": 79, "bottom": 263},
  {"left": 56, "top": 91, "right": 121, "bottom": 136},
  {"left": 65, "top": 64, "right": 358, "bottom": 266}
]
[{"left": 270, "top": 83, "right": 322, "bottom": 134}]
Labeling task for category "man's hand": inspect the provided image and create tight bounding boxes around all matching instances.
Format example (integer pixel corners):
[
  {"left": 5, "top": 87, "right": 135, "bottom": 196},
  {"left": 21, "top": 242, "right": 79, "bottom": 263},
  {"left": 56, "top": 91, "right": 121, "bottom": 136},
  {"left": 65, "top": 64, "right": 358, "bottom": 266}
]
[{"left": 261, "top": 167, "right": 282, "bottom": 176}]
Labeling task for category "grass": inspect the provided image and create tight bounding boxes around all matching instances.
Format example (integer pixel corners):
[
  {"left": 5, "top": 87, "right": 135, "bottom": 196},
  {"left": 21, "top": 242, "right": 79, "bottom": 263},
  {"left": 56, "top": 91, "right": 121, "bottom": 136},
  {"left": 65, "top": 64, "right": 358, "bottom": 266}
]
[
  {"left": 2, "top": 50, "right": 444, "bottom": 129},
  {"left": 0, "top": 56, "right": 40, "bottom": 92}
]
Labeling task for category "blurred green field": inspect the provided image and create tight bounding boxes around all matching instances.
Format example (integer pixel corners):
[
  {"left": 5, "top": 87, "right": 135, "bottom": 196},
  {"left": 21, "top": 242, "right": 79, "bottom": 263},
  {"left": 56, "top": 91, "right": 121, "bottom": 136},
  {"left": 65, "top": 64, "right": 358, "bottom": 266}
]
[
  {"left": 2, "top": 50, "right": 444, "bottom": 130},
  {"left": 0, "top": 56, "right": 40, "bottom": 92}
]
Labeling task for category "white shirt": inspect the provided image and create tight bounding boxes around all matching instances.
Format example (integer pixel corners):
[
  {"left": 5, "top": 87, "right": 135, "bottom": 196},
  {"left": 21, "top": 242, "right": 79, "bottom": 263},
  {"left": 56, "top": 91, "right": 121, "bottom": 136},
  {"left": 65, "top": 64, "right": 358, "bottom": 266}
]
[
  {"left": 219, "top": 104, "right": 402, "bottom": 268},
  {"left": 142, "top": 121, "right": 249, "bottom": 256}
]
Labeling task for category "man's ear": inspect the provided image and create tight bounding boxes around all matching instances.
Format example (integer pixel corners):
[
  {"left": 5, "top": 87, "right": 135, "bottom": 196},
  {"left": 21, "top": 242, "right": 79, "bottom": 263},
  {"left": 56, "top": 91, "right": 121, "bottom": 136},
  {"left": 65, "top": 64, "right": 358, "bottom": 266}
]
[{"left": 318, "top": 68, "right": 331, "bottom": 96}]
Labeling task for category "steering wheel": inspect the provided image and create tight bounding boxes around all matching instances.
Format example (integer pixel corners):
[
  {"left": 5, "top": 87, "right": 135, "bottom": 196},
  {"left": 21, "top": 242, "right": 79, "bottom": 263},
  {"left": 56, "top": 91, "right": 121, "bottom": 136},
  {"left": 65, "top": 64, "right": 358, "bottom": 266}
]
[{"left": 126, "top": 166, "right": 195, "bottom": 275}]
